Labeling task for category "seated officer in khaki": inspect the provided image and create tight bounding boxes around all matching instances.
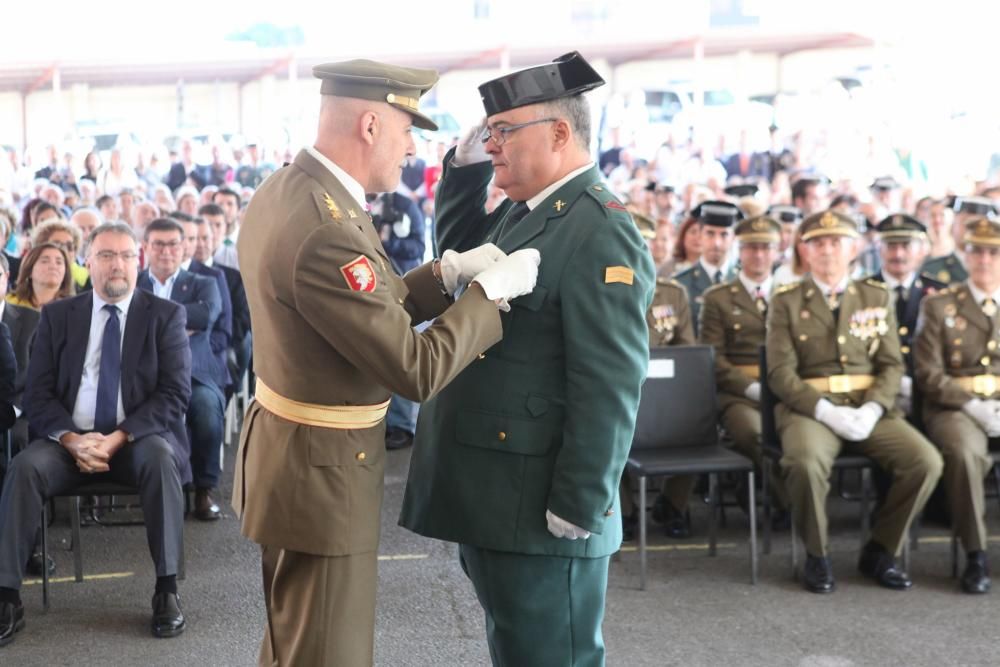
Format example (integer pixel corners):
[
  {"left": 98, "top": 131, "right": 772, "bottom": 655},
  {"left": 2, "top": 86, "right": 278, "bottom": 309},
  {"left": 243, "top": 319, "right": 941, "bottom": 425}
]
[
  {"left": 767, "top": 210, "right": 942, "bottom": 594},
  {"left": 620, "top": 212, "right": 694, "bottom": 540},
  {"left": 700, "top": 215, "right": 790, "bottom": 526},
  {"left": 915, "top": 216, "right": 1000, "bottom": 594}
]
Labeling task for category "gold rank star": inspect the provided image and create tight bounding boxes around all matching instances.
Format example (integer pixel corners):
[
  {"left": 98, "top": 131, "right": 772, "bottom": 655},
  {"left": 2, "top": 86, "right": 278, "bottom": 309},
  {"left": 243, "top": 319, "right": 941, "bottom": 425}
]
[{"left": 554, "top": 200, "right": 565, "bottom": 212}]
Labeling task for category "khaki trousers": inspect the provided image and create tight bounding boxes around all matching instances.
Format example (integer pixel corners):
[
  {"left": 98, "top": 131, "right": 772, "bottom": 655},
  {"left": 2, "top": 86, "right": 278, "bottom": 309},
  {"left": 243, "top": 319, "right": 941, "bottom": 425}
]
[
  {"left": 721, "top": 401, "right": 789, "bottom": 510},
  {"left": 259, "top": 545, "right": 377, "bottom": 667},
  {"left": 924, "top": 410, "right": 993, "bottom": 552},
  {"left": 776, "top": 405, "right": 942, "bottom": 557}
]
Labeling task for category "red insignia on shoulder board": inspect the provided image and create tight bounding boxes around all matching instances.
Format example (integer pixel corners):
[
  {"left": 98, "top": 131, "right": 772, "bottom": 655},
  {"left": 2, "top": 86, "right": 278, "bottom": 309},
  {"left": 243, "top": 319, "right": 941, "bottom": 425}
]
[
  {"left": 605, "top": 200, "right": 626, "bottom": 210},
  {"left": 339, "top": 255, "right": 378, "bottom": 292}
]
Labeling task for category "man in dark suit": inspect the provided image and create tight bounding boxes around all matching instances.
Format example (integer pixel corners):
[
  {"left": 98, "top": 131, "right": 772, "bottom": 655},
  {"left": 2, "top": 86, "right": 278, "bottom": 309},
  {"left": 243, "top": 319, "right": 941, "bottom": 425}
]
[
  {"left": 723, "top": 129, "right": 771, "bottom": 182},
  {"left": 0, "top": 222, "right": 192, "bottom": 646},
  {"left": 138, "top": 218, "right": 226, "bottom": 522},
  {"left": 0, "top": 254, "right": 39, "bottom": 451}
]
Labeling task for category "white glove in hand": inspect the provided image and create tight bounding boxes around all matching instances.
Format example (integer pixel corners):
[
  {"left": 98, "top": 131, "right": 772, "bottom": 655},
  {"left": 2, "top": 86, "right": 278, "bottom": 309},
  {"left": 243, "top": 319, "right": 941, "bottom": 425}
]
[
  {"left": 439, "top": 244, "right": 507, "bottom": 294},
  {"left": 815, "top": 399, "right": 866, "bottom": 441},
  {"left": 392, "top": 213, "right": 411, "bottom": 239},
  {"left": 471, "top": 248, "right": 541, "bottom": 311},
  {"left": 453, "top": 118, "right": 490, "bottom": 167},
  {"left": 852, "top": 402, "right": 883, "bottom": 441},
  {"left": 899, "top": 375, "right": 913, "bottom": 399},
  {"left": 546, "top": 510, "right": 591, "bottom": 540},
  {"left": 964, "top": 399, "right": 1000, "bottom": 437},
  {"left": 744, "top": 382, "right": 761, "bottom": 403}
]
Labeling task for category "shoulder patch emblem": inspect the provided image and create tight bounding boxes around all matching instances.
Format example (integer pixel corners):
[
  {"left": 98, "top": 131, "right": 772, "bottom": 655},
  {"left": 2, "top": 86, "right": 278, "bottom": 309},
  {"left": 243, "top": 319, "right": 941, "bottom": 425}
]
[
  {"left": 340, "top": 255, "right": 377, "bottom": 292},
  {"left": 605, "top": 266, "right": 634, "bottom": 285},
  {"left": 605, "top": 200, "right": 626, "bottom": 210}
]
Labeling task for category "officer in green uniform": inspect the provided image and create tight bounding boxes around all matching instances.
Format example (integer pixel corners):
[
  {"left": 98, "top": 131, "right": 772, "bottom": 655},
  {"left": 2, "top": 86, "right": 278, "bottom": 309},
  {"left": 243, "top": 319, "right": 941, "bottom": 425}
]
[
  {"left": 921, "top": 196, "right": 996, "bottom": 284},
  {"left": 700, "top": 215, "right": 790, "bottom": 522},
  {"left": 399, "top": 52, "right": 654, "bottom": 667},
  {"left": 620, "top": 212, "right": 693, "bottom": 540},
  {"left": 916, "top": 216, "right": 1000, "bottom": 594},
  {"left": 672, "top": 200, "right": 742, "bottom": 334},
  {"left": 767, "top": 210, "right": 942, "bottom": 594}
]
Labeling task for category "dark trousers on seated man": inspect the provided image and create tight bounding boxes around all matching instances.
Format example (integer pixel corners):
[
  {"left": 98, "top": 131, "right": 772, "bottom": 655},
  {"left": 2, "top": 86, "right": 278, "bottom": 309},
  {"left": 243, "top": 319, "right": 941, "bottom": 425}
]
[{"left": 188, "top": 379, "right": 225, "bottom": 518}]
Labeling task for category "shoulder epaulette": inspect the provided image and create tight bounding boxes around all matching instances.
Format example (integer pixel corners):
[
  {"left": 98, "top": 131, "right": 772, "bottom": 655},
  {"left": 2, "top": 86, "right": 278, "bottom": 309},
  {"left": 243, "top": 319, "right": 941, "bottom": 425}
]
[
  {"left": 863, "top": 277, "right": 888, "bottom": 290},
  {"left": 702, "top": 281, "right": 730, "bottom": 298},
  {"left": 583, "top": 182, "right": 629, "bottom": 219},
  {"left": 774, "top": 281, "right": 801, "bottom": 295}
]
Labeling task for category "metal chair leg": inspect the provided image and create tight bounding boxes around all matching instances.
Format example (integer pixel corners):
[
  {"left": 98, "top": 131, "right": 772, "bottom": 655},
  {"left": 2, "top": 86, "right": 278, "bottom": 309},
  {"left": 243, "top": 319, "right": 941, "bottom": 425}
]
[
  {"left": 72, "top": 496, "right": 83, "bottom": 583},
  {"left": 639, "top": 475, "right": 647, "bottom": 591},
  {"left": 708, "top": 473, "right": 718, "bottom": 557},
  {"left": 951, "top": 533, "right": 959, "bottom": 579},
  {"left": 790, "top": 505, "right": 799, "bottom": 579},
  {"left": 903, "top": 528, "right": 911, "bottom": 573},
  {"left": 762, "top": 464, "right": 772, "bottom": 555},
  {"left": 860, "top": 467, "right": 872, "bottom": 548},
  {"left": 41, "top": 505, "right": 49, "bottom": 612},
  {"left": 748, "top": 471, "right": 758, "bottom": 585}
]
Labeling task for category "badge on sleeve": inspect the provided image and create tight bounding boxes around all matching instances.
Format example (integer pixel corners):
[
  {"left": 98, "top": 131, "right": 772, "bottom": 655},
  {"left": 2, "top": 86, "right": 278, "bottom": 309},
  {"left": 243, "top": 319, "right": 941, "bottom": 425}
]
[
  {"left": 605, "top": 266, "right": 634, "bottom": 285},
  {"left": 340, "top": 255, "right": 378, "bottom": 292}
]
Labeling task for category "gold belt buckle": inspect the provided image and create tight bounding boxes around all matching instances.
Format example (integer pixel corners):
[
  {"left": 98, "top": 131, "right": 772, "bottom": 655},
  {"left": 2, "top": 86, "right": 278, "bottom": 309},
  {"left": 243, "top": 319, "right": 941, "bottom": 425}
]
[
  {"left": 973, "top": 374, "right": 997, "bottom": 396},
  {"left": 828, "top": 375, "right": 852, "bottom": 393}
]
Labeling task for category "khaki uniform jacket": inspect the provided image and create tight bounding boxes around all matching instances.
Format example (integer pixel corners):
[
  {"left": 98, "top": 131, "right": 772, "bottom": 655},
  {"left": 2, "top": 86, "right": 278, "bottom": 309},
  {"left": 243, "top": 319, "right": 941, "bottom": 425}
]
[
  {"left": 233, "top": 149, "right": 502, "bottom": 556},
  {"left": 766, "top": 276, "right": 903, "bottom": 416},
  {"left": 648, "top": 278, "right": 694, "bottom": 347},
  {"left": 915, "top": 283, "right": 1000, "bottom": 419},
  {"left": 699, "top": 279, "right": 766, "bottom": 412}
]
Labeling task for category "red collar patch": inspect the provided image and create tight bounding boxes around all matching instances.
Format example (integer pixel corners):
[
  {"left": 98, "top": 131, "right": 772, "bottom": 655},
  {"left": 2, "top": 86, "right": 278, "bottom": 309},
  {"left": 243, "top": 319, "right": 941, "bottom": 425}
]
[
  {"left": 339, "top": 255, "right": 378, "bottom": 292},
  {"left": 606, "top": 200, "right": 626, "bottom": 210}
]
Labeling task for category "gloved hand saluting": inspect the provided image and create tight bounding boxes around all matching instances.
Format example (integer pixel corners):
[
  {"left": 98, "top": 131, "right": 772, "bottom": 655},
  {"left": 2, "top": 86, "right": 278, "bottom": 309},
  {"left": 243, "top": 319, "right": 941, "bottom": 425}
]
[
  {"left": 453, "top": 118, "right": 491, "bottom": 167},
  {"left": 471, "top": 248, "right": 541, "bottom": 312},
  {"left": 439, "top": 244, "right": 507, "bottom": 295}
]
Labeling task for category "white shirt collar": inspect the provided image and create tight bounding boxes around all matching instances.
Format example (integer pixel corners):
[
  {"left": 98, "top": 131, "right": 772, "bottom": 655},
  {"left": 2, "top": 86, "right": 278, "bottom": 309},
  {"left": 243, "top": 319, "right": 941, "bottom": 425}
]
[
  {"left": 699, "top": 256, "right": 725, "bottom": 279},
  {"left": 150, "top": 268, "right": 181, "bottom": 292},
  {"left": 811, "top": 274, "right": 850, "bottom": 296},
  {"left": 202, "top": 256, "right": 214, "bottom": 267},
  {"left": 525, "top": 163, "right": 594, "bottom": 211},
  {"left": 882, "top": 271, "right": 915, "bottom": 291},
  {"left": 181, "top": 258, "right": 192, "bottom": 271},
  {"left": 967, "top": 281, "right": 1000, "bottom": 306},
  {"left": 738, "top": 272, "right": 772, "bottom": 300},
  {"left": 92, "top": 288, "right": 134, "bottom": 320},
  {"left": 306, "top": 146, "right": 367, "bottom": 214}
]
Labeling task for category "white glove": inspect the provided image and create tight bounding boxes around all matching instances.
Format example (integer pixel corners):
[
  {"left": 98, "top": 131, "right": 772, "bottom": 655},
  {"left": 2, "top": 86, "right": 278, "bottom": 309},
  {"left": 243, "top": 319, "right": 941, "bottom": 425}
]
[
  {"left": 744, "top": 382, "right": 761, "bottom": 403},
  {"left": 898, "top": 375, "right": 912, "bottom": 399},
  {"left": 815, "top": 399, "right": 869, "bottom": 441},
  {"left": 963, "top": 399, "right": 1000, "bottom": 437},
  {"left": 439, "top": 244, "right": 507, "bottom": 294},
  {"left": 545, "top": 510, "right": 591, "bottom": 540},
  {"left": 471, "top": 248, "right": 541, "bottom": 312},
  {"left": 853, "top": 402, "right": 883, "bottom": 440},
  {"left": 452, "top": 118, "right": 490, "bottom": 167},
  {"left": 392, "top": 213, "right": 411, "bottom": 239}
]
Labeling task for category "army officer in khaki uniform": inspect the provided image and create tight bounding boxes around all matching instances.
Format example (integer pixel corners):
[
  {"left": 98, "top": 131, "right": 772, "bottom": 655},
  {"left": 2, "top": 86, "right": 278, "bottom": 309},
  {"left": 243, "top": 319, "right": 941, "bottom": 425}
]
[
  {"left": 767, "top": 210, "right": 942, "bottom": 594},
  {"left": 233, "top": 60, "right": 539, "bottom": 666},
  {"left": 916, "top": 216, "right": 1000, "bottom": 595},
  {"left": 700, "top": 215, "right": 790, "bottom": 523}
]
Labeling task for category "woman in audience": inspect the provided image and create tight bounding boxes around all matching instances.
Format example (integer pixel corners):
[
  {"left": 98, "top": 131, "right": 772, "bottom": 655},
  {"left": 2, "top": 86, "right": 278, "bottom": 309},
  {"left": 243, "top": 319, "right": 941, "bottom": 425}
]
[
  {"left": 772, "top": 222, "right": 810, "bottom": 287},
  {"left": 31, "top": 220, "right": 89, "bottom": 290},
  {"left": 7, "top": 243, "right": 74, "bottom": 309},
  {"left": 671, "top": 214, "right": 701, "bottom": 274}
]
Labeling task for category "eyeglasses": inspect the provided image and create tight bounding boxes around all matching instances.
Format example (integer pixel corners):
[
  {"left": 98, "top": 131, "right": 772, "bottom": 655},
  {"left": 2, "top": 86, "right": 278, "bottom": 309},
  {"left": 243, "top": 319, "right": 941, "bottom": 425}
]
[
  {"left": 150, "top": 240, "right": 182, "bottom": 252},
  {"left": 480, "top": 118, "right": 557, "bottom": 146},
  {"left": 93, "top": 251, "right": 139, "bottom": 263}
]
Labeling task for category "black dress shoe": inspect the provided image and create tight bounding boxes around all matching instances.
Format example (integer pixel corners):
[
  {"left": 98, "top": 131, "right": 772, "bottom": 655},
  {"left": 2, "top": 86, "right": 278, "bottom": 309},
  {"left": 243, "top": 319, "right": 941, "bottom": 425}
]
[
  {"left": 0, "top": 600, "right": 25, "bottom": 647},
  {"left": 151, "top": 592, "right": 185, "bottom": 638},
  {"left": 385, "top": 428, "right": 414, "bottom": 451},
  {"left": 661, "top": 503, "right": 690, "bottom": 539},
  {"left": 961, "top": 551, "right": 991, "bottom": 594},
  {"left": 803, "top": 554, "right": 836, "bottom": 594},
  {"left": 194, "top": 489, "right": 221, "bottom": 521},
  {"left": 25, "top": 551, "right": 55, "bottom": 577},
  {"left": 857, "top": 541, "right": 912, "bottom": 590},
  {"left": 621, "top": 511, "right": 638, "bottom": 542}
]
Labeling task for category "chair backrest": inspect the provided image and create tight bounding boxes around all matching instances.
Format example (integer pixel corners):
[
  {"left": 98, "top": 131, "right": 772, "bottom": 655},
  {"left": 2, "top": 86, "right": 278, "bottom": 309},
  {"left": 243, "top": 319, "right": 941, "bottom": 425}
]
[
  {"left": 632, "top": 345, "right": 718, "bottom": 451},
  {"left": 758, "top": 345, "right": 780, "bottom": 452}
]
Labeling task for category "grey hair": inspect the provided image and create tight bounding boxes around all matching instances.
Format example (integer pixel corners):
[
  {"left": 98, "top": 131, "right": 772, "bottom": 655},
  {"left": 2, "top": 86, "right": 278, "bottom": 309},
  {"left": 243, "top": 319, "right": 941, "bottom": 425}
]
[
  {"left": 84, "top": 222, "right": 137, "bottom": 257},
  {"left": 537, "top": 94, "right": 592, "bottom": 151}
]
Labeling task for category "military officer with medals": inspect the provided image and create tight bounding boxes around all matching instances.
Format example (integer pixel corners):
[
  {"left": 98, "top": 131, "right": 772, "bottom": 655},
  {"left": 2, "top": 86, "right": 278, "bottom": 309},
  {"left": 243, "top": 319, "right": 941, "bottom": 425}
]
[
  {"left": 673, "top": 200, "right": 743, "bottom": 334},
  {"left": 233, "top": 59, "right": 540, "bottom": 666},
  {"left": 700, "top": 215, "right": 790, "bottom": 524},
  {"left": 767, "top": 210, "right": 942, "bottom": 594},
  {"left": 869, "top": 214, "right": 945, "bottom": 412},
  {"left": 915, "top": 216, "right": 1000, "bottom": 594},
  {"left": 399, "top": 52, "right": 653, "bottom": 667},
  {"left": 922, "top": 196, "right": 997, "bottom": 285}
]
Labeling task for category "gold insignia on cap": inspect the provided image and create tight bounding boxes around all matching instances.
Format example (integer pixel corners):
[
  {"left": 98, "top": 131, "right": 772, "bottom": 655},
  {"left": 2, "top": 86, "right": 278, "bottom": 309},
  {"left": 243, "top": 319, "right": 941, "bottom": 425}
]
[
  {"left": 605, "top": 266, "right": 634, "bottom": 285},
  {"left": 820, "top": 212, "right": 838, "bottom": 228},
  {"left": 892, "top": 215, "right": 904, "bottom": 227},
  {"left": 752, "top": 220, "right": 769, "bottom": 231}
]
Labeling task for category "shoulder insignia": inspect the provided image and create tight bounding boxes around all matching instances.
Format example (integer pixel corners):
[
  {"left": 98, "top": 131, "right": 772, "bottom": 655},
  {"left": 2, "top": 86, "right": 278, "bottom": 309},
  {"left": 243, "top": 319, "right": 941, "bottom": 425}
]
[
  {"left": 656, "top": 277, "right": 671, "bottom": 286},
  {"left": 339, "top": 255, "right": 377, "bottom": 292},
  {"left": 605, "top": 200, "right": 626, "bottom": 210},
  {"left": 702, "top": 281, "right": 729, "bottom": 298},
  {"left": 323, "top": 192, "right": 343, "bottom": 220},
  {"left": 605, "top": 266, "right": 634, "bottom": 285},
  {"left": 863, "top": 278, "right": 888, "bottom": 291},
  {"left": 774, "top": 281, "right": 801, "bottom": 295}
]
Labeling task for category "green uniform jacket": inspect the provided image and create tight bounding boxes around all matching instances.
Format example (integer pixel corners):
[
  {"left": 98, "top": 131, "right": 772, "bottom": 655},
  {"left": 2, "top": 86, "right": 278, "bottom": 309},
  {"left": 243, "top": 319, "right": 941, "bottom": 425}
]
[
  {"left": 766, "top": 276, "right": 903, "bottom": 416},
  {"left": 233, "top": 149, "right": 502, "bottom": 556},
  {"left": 399, "top": 153, "right": 654, "bottom": 558},
  {"left": 673, "top": 262, "right": 733, "bottom": 335},
  {"left": 915, "top": 283, "right": 1000, "bottom": 418},
  {"left": 648, "top": 278, "right": 694, "bottom": 347},
  {"left": 699, "top": 279, "right": 765, "bottom": 412},
  {"left": 921, "top": 252, "right": 967, "bottom": 286}
]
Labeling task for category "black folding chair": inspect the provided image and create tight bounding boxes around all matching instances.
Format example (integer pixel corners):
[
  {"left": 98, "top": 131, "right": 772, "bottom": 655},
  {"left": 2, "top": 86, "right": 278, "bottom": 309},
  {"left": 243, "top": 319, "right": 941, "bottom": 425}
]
[{"left": 624, "top": 345, "right": 757, "bottom": 589}]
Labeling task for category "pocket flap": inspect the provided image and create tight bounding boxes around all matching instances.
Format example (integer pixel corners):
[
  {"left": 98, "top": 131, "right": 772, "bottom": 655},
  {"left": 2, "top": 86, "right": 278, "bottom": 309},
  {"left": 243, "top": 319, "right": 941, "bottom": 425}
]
[
  {"left": 511, "top": 285, "right": 548, "bottom": 312},
  {"left": 455, "top": 409, "right": 555, "bottom": 456}
]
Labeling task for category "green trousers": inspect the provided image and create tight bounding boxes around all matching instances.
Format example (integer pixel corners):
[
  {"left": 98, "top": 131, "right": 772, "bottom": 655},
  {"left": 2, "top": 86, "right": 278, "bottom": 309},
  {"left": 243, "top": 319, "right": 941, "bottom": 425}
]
[{"left": 459, "top": 544, "right": 609, "bottom": 667}]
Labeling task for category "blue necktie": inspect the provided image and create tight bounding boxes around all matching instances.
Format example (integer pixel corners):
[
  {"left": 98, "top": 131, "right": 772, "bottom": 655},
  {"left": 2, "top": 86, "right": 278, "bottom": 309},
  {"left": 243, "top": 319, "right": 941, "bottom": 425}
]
[{"left": 94, "top": 304, "right": 121, "bottom": 435}]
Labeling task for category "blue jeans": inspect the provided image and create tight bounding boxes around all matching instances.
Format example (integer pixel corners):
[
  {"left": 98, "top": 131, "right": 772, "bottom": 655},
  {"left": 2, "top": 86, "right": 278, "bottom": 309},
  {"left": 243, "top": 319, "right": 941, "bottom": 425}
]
[
  {"left": 387, "top": 395, "right": 419, "bottom": 435},
  {"left": 187, "top": 380, "right": 225, "bottom": 489}
]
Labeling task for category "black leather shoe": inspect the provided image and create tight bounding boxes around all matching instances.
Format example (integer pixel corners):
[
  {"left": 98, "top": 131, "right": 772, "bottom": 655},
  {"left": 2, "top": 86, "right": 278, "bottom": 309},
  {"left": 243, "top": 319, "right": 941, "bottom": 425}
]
[
  {"left": 194, "top": 489, "right": 221, "bottom": 521},
  {"left": 803, "top": 554, "right": 836, "bottom": 594},
  {"left": 622, "top": 511, "right": 638, "bottom": 542},
  {"left": 0, "top": 600, "right": 25, "bottom": 647},
  {"left": 385, "top": 428, "right": 414, "bottom": 451},
  {"left": 151, "top": 592, "right": 185, "bottom": 638},
  {"left": 661, "top": 503, "right": 691, "bottom": 539},
  {"left": 25, "top": 551, "right": 55, "bottom": 577},
  {"left": 961, "top": 551, "right": 991, "bottom": 594},
  {"left": 857, "top": 541, "right": 912, "bottom": 590}
]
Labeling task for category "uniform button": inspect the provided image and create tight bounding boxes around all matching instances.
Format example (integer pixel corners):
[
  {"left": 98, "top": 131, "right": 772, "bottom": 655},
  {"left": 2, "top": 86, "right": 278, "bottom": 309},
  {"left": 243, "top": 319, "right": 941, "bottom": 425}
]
[
  {"left": 733, "top": 323, "right": 742, "bottom": 331},
  {"left": 799, "top": 334, "right": 808, "bottom": 342},
  {"left": 837, "top": 335, "right": 846, "bottom": 344},
  {"left": 398, "top": 298, "right": 405, "bottom": 305},
  {"left": 478, "top": 353, "right": 486, "bottom": 359},
  {"left": 954, "top": 339, "right": 962, "bottom": 346},
  {"left": 356, "top": 452, "right": 366, "bottom": 461},
  {"left": 901, "top": 345, "right": 911, "bottom": 354},
  {"left": 983, "top": 356, "right": 991, "bottom": 367},
  {"left": 840, "top": 354, "right": 848, "bottom": 363},
  {"left": 498, "top": 432, "right": 507, "bottom": 441},
  {"left": 605, "top": 509, "right": 615, "bottom": 517},
  {"left": 990, "top": 341, "right": 998, "bottom": 351},
  {"left": 899, "top": 326, "right": 909, "bottom": 336}
]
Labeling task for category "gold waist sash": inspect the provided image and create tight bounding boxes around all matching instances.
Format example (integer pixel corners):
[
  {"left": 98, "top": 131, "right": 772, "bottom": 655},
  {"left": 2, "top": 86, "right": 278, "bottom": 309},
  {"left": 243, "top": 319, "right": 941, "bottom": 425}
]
[
  {"left": 254, "top": 380, "right": 390, "bottom": 429},
  {"left": 732, "top": 364, "right": 760, "bottom": 379},
  {"left": 952, "top": 375, "right": 1000, "bottom": 397},
  {"left": 803, "top": 374, "right": 875, "bottom": 394}
]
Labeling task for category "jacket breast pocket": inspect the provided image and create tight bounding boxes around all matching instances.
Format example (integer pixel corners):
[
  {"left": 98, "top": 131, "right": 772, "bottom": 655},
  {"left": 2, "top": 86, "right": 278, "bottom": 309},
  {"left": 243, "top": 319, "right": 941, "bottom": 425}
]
[{"left": 455, "top": 408, "right": 557, "bottom": 456}]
